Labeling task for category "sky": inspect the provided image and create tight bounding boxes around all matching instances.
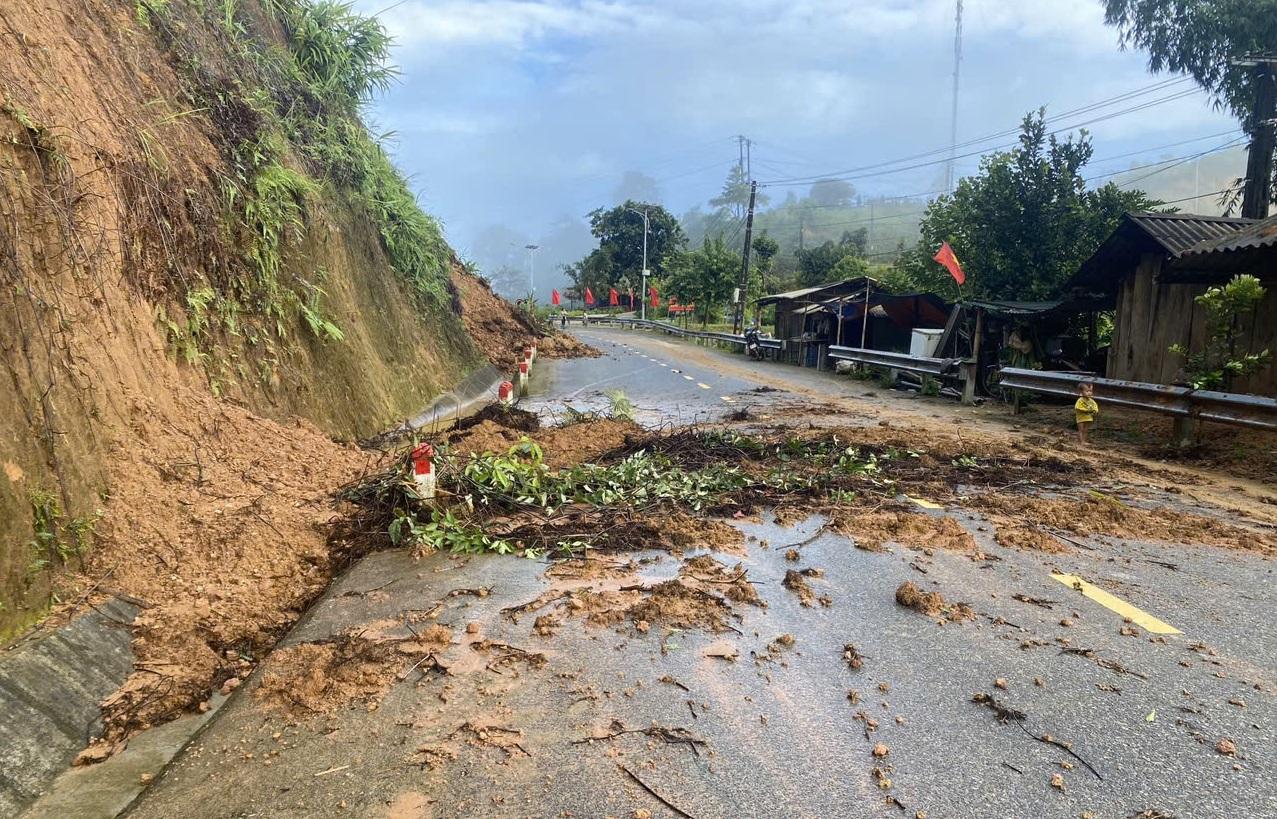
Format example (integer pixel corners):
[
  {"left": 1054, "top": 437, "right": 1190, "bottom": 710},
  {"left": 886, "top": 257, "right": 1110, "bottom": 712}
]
[{"left": 351, "top": 0, "right": 1244, "bottom": 295}]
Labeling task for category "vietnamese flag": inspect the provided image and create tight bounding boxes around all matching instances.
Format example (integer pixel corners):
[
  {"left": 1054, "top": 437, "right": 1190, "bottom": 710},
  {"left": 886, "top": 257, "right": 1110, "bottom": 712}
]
[
  {"left": 585, "top": 287, "right": 595, "bottom": 305},
  {"left": 551, "top": 289, "right": 561, "bottom": 306},
  {"left": 609, "top": 287, "right": 619, "bottom": 306},
  {"left": 648, "top": 286, "right": 659, "bottom": 307},
  {"left": 933, "top": 241, "right": 966, "bottom": 286}
]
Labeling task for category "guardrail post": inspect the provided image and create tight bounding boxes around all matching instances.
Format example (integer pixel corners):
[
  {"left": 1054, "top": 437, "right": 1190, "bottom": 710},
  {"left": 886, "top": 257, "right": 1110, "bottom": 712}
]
[
  {"left": 959, "top": 361, "right": 977, "bottom": 405},
  {"left": 1171, "top": 416, "right": 1198, "bottom": 448}
]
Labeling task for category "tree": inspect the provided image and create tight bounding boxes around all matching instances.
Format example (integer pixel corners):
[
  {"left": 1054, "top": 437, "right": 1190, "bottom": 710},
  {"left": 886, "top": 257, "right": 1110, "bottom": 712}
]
[
  {"left": 1170, "top": 274, "right": 1271, "bottom": 390},
  {"left": 710, "top": 165, "right": 770, "bottom": 219},
  {"left": 796, "top": 229, "right": 868, "bottom": 287},
  {"left": 571, "top": 201, "right": 686, "bottom": 301},
  {"left": 808, "top": 178, "right": 856, "bottom": 208},
  {"left": 893, "top": 110, "right": 1161, "bottom": 300},
  {"left": 666, "top": 238, "right": 739, "bottom": 327},
  {"left": 612, "top": 171, "right": 661, "bottom": 206},
  {"left": 1103, "top": 1, "right": 1277, "bottom": 122},
  {"left": 751, "top": 232, "right": 780, "bottom": 294},
  {"left": 1103, "top": 1, "right": 1277, "bottom": 207}
]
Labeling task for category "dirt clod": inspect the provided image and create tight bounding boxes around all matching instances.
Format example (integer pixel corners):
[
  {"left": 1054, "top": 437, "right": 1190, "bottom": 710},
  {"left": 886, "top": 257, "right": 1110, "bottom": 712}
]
[{"left": 895, "top": 581, "right": 975, "bottom": 622}]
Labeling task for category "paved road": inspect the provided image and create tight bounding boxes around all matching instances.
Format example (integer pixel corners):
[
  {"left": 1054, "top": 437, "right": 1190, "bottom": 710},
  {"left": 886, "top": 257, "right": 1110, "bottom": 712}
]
[{"left": 128, "top": 329, "right": 1276, "bottom": 819}]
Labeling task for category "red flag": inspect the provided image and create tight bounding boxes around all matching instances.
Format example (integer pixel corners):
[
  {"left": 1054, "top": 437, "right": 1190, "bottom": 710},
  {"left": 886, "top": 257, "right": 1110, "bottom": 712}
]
[
  {"left": 648, "top": 286, "right": 659, "bottom": 307},
  {"left": 609, "top": 287, "right": 619, "bottom": 306},
  {"left": 933, "top": 241, "right": 966, "bottom": 286},
  {"left": 551, "top": 289, "right": 561, "bottom": 306},
  {"left": 585, "top": 287, "right": 595, "bottom": 305}
]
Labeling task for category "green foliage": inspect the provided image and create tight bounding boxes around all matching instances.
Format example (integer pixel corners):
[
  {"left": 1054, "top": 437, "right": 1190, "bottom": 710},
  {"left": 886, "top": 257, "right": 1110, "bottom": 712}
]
[
  {"left": 135, "top": 0, "right": 171, "bottom": 29},
  {"left": 666, "top": 237, "right": 739, "bottom": 326},
  {"left": 568, "top": 201, "right": 687, "bottom": 301},
  {"left": 272, "top": 0, "right": 398, "bottom": 109},
  {"left": 710, "top": 164, "right": 771, "bottom": 217},
  {"left": 1170, "top": 274, "right": 1271, "bottom": 390},
  {"left": 1103, "top": 0, "right": 1277, "bottom": 123},
  {"left": 605, "top": 389, "right": 635, "bottom": 421},
  {"left": 298, "top": 279, "right": 346, "bottom": 342},
  {"left": 796, "top": 229, "right": 868, "bottom": 287},
  {"left": 26, "top": 489, "right": 99, "bottom": 574},
  {"left": 892, "top": 110, "right": 1162, "bottom": 300}
]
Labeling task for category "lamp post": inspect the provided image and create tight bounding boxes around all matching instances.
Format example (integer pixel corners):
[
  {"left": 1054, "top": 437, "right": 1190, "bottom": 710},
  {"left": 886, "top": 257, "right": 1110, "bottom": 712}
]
[
  {"left": 624, "top": 207, "right": 650, "bottom": 320},
  {"left": 524, "top": 244, "right": 539, "bottom": 302}
]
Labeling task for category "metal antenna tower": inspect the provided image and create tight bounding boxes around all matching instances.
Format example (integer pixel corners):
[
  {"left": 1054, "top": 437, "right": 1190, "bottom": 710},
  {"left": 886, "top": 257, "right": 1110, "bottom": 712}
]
[{"left": 945, "top": 0, "right": 963, "bottom": 193}]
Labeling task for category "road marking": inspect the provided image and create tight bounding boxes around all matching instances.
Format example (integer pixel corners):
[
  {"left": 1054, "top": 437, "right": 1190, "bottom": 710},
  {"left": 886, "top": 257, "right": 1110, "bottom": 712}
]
[
  {"left": 720, "top": 396, "right": 734, "bottom": 403},
  {"left": 657, "top": 362, "right": 667, "bottom": 367},
  {"left": 908, "top": 496, "right": 944, "bottom": 509},
  {"left": 1051, "top": 573, "right": 1182, "bottom": 635},
  {"left": 683, "top": 375, "right": 694, "bottom": 381},
  {"left": 696, "top": 382, "right": 711, "bottom": 390}
]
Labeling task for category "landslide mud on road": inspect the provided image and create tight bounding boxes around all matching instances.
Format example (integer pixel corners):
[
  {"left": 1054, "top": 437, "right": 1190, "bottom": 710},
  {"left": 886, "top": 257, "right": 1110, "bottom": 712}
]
[{"left": 127, "top": 393, "right": 1277, "bottom": 818}]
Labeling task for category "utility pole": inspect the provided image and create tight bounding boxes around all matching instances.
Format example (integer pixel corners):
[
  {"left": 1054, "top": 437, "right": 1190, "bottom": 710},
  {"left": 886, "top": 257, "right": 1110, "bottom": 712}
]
[
  {"left": 733, "top": 181, "right": 758, "bottom": 334},
  {"left": 945, "top": 0, "right": 964, "bottom": 193},
  {"left": 1239, "top": 56, "right": 1276, "bottom": 219}
]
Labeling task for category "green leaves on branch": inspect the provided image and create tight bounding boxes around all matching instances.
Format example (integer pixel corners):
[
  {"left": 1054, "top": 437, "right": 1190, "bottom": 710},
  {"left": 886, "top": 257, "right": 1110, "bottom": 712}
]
[{"left": 1170, "top": 274, "right": 1271, "bottom": 391}]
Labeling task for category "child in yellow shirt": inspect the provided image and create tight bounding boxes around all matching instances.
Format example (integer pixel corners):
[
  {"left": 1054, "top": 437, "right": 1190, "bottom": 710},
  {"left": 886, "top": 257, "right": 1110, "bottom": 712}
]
[{"left": 1074, "top": 382, "right": 1098, "bottom": 444}]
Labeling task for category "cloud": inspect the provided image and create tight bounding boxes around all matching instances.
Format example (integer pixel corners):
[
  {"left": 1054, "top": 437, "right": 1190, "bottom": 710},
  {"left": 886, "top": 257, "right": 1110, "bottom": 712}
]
[{"left": 351, "top": 0, "right": 1239, "bottom": 262}]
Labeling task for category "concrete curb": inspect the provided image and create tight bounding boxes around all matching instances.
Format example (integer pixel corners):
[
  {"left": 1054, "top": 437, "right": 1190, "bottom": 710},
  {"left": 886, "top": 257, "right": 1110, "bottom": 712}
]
[{"left": 0, "top": 598, "right": 139, "bottom": 816}]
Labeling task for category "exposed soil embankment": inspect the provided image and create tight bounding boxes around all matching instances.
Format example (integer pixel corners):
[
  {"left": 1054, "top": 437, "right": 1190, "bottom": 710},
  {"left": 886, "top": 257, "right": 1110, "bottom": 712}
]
[{"left": 449, "top": 268, "right": 600, "bottom": 370}]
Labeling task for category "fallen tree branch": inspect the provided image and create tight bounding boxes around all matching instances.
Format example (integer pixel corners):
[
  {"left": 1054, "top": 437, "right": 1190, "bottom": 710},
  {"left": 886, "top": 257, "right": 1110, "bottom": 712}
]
[{"left": 617, "top": 763, "right": 695, "bottom": 818}]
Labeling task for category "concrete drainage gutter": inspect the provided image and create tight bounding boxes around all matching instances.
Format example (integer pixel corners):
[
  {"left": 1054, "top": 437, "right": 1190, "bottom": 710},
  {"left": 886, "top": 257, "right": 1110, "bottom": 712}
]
[
  {"left": 0, "top": 598, "right": 139, "bottom": 816},
  {"left": 408, "top": 363, "right": 505, "bottom": 432}
]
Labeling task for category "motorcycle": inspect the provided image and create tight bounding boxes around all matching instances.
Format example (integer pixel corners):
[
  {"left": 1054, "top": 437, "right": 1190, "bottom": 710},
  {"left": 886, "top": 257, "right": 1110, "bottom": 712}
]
[{"left": 744, "top": 327, "right": 762, "bottom": 360}]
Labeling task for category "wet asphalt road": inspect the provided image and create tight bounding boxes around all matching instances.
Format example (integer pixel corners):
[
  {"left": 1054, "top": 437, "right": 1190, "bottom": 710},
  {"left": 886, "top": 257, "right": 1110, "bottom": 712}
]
[{"left": 127, "top": 328, "right": 1276, "bottom": 819}]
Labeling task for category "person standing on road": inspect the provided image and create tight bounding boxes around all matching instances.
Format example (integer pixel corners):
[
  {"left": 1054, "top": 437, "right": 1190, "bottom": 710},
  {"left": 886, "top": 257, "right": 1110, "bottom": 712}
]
[{"left": 1074, "top": 381, "right": 1099, "bottom": 444}]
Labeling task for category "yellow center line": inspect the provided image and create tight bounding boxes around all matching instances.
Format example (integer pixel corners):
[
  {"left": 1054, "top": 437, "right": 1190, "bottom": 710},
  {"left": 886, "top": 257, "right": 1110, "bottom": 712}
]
[
  {"left": 696, "top": 382, "right": 711, "bottom": 390},
  {"left": 720, "top": 396, "right": 734, "bottom": 402},
  {"left": 908, "top": 496, "right": 943, "bottom": 509},
  {"left": 683, "top": 375, "right": 694, "bottom": 381},
  {"left": 1051, "top": 573, "right": 1182, "bottom": 635}
]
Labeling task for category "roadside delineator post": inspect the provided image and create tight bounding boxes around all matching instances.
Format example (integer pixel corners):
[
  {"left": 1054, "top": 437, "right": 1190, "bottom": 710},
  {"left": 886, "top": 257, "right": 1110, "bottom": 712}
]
[
  {"left": 410, "top": 443, "right": 436, "bottom": 500},
  {"left": 517, "top": 360, "right": 529, "bottom": 396},
  {"left": 498, "top": 380, "right": 514, "bottom": 405}
]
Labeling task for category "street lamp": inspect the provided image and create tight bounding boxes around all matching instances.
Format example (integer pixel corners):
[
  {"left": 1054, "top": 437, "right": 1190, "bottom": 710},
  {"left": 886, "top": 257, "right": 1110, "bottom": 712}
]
[
  {"left": 624, "top": 207, "right": 650, "bottom": 320},
  {"left": 524, "top": 244, "right": 539, "bottom": 301}
]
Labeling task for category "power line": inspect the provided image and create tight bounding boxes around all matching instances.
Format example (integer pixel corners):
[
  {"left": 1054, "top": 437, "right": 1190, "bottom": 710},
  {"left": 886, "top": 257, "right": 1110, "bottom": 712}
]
[{"left": 759, "top": 78, "right": 1200, "bottom": 187}]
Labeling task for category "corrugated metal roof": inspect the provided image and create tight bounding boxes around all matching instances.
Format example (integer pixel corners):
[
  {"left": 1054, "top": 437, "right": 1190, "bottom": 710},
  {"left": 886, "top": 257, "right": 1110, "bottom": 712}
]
[
  {"left": 1177, "top": 214, "right": 1277, "bottom": 258},
  {"left": 1068, "top": 211, "right": 1257, "bottom": 295},
  {"left": 1125, "top": 212, "right": 1255, "bottom": 255},
  {"left": 756, "top": 277, "right": 868, "bottom": 306}
]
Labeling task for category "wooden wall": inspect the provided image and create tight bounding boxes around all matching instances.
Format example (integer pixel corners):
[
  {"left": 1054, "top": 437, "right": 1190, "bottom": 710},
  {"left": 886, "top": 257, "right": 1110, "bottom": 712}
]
[{"left": 1109, "top": 253, "right": 1277, "bottom": 396}]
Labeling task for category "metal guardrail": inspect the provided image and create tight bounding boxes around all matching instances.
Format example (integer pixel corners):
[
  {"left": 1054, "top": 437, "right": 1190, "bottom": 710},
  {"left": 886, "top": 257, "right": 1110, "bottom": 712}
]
[
  {"left": 997, "top": 368, "right": 1277, "bottom": 431},
  {"left": 826, "top": 345, "right": 957, "bottom": 376},
  {"left": 580, "top": 315, "right": 782, "bottom": 350}
]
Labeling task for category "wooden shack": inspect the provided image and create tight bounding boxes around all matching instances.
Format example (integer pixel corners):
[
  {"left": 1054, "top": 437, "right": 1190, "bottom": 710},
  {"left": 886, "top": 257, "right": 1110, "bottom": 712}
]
[{"left": 1070, "top": 212, "right": 1276, "bottom": 396}]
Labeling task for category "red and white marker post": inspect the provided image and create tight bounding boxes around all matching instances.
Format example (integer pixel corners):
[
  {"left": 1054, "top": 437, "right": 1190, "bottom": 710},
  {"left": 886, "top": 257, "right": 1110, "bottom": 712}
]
[
  {"left": 517, "top": 360, "right": 529, "bottom": 397},
  {"left": 498, "top": 380, "right": 514, "bottom": 405},
  {"left": 410, "top": 442, "right": 436, "bottom": 500}
]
